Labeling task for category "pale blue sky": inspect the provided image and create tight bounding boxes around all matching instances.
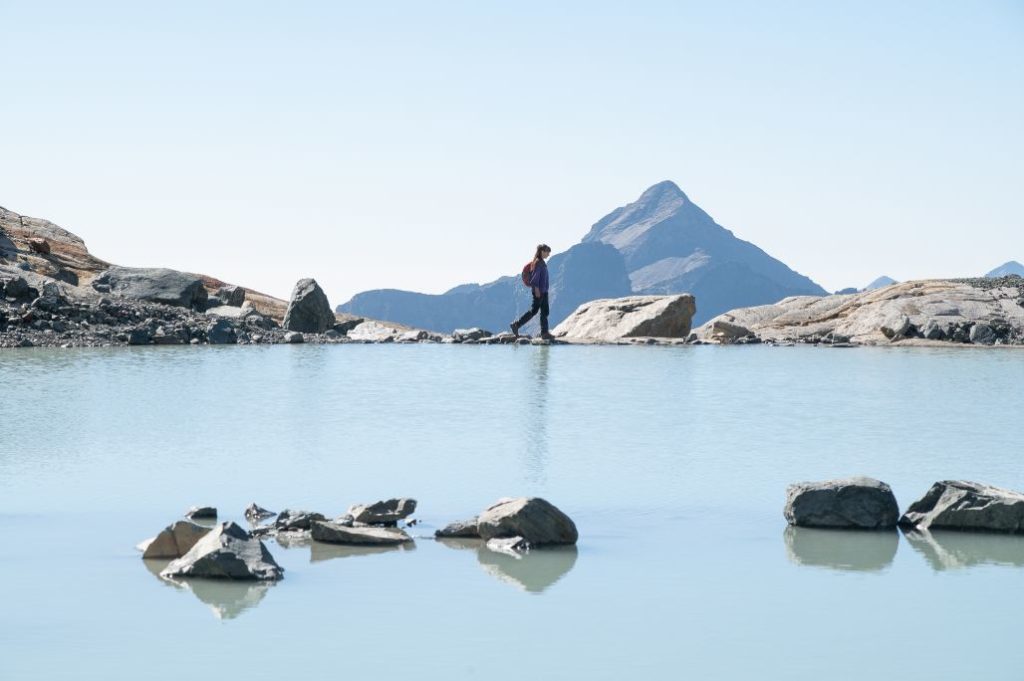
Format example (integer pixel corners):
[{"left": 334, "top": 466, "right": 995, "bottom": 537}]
[{"left": 2, "top": 1, "right": 1021, "bottom": 302}]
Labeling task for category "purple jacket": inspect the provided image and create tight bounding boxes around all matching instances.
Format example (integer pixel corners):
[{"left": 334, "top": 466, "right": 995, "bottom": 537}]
[{"left": 529, "top": 259, "right": 549, "bottom": 295}]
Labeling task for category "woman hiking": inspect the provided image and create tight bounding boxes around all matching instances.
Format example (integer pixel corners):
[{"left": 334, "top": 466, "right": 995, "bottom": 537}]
[{"left": 511, "top": 244, "right": 554, "bottom": 340}]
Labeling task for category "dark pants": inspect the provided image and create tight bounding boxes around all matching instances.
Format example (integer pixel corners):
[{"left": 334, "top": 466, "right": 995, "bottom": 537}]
[{"left": 515, "top": 293, "right": 549, "bottom": 334}]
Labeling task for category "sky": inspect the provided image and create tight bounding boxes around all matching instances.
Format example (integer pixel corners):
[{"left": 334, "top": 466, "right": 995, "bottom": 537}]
[{"left": 1, "top": 1, "right": 1022, "bottom": 302}]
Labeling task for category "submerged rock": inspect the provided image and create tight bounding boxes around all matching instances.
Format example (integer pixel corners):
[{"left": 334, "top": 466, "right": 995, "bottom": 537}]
[
  {"left": 160, "top": 522, "right": 284, "bottom": 581},
  {"left": 784, "top": 477, "right": 899, "bottom": 529},
  {"left": 283, "top": 278, "right": 334, "bottom": 333},
  {"left": 311, "top": 521, "right": 413, "bottom": 545},
  {"left": 435, "top": 517, "right": 480, "bottom": 539},
  {"left": 476, "top": 497, "right": 578, "bottom": 546},
  {"left": 138, "top": 520, "right": 212, "bottom": 559},
  {"left": 899, "top": 481, "right": 1024, "bottom": 534},
  {"left": 348, "top": 498, "right": 417, "bottom": 525},
  {"left": 553, "top": 294, "right": 696, "bottom": 341}
]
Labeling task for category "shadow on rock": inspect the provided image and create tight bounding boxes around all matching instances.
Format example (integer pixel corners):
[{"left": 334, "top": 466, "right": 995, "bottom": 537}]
[
  {"left": 143, "top": 558, "right": 274, "bottom": 620},
  {"left": 309, "top": 541, "right": 416, "bottom": 563},
  {"left": 783, "top": 526, "right": 898, "bottom": 572},
  {"left": 903, "top": 529, "right": 1024, "bottom": 571}
]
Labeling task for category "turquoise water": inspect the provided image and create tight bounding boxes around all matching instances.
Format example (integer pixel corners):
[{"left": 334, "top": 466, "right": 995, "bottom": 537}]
[{"left": 1, "top": 344, "right": 1023, "bottom": 680}]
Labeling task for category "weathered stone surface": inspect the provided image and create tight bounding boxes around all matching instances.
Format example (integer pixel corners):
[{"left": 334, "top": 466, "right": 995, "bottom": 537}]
[
  {"left": 185, "top": 506, "right": 217, "bottom": 520},
  {"left": 553, "top": 294, "right": 696, "bottom": 341},
  {"left": 91, "top": 266, "right": 208, "bottom": 310},
  {"left": 29, "top": 237, "right": 51, "bottom": 254},
  {"left": 696, "top": 279, "right": 1024, "bottom": 346},
  {"left": 486, "top": 536, "right": 531, "bottom": 555},
  {"left": 216, "top": 285, "right": 245, "bottom": 307},
  {"left": 476, "top": 497, "right": 578, "bottom": 545},
  {"left": 311, "top": 521, "right": 413, "bottom": 545},
  {"left": 206, "top": 318, "right": 238, "bottom": 344},
  {"left": 140, "top": 520, "right": 211, "bottom": 559},
  {"left": 435, "top": 518, "right": 480, "bottom": 539},
  {"left": 244, "top": 503, "right": 276, "bottom": 522},
  {"left": 899, "top": 481, "right": 1024, "bottom": 533},
  {"left": 348, "top": 498, "right": 417, "bottom": 525},
  {"left": 275, "top": 509, "right": 326, "bottom": 531},
  {"left": 283, "top": 278, "right": 333, "bottom": 333},
  {"left": 160, "top": 522, "right": 284, "bottom": 581},
  {"left": 784, "top": 477, "right": 899, "bottom": 529},
  {"left": 708, "top": 319, "right": 752, "bottom": 343}
]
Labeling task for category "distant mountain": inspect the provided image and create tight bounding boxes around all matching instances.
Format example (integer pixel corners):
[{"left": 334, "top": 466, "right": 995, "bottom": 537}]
[
  {"left": 985, "top": 261, "right": 1024, "bottom": 278},
  {"left": 864, "top": 276, "right": 898, "bottom": 290},
  {"left": 834, "top": 287, "right": 859, "bottom": 295},
  {"left": 338, "top": 181, "right": 827, "bottom": 331}
]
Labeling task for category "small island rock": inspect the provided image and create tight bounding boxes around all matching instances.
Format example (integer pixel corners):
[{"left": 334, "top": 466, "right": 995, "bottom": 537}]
[
  {"left": 160, "top": 522, "right": 284, "bottom": 581},
  {"left": 784, "top": 477, "right": 899, "bottom": 529},
  {"left": 899, "top": 480, "right": 1024, "bottom": 534}
]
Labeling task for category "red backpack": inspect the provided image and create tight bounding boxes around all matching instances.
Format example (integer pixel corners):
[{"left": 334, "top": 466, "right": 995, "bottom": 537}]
[{"left": 521, "top": 261, "right": 534, "bottom": 287}]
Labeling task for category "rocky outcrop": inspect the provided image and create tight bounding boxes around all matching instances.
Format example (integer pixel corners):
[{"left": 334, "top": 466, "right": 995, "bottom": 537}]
[
  {"left": 554, "top": 294, "right": 696, "bottom": 341},
  {"left": 91, "top": 266, "right": 209, "bottom": 310},
  {"left": 348, "top": 498, "right": 417, "bottom": 525},
  {"left": 138, "top": 520, "right": 212, "bottom": 559},
  {"left": 476, "top": 497, "right": 578, "bottom": 546},
  {"left": 160, "top": 522, "right": 284, "bottom": 581},
  {"left": 696, "top": 278, "right": 1024, "bottom": 346},
  {"left": 311, "top": 521, "right": 413, "bottom": 545},
  {"left": 899, "top": 481, "right": 1024, "bottom": 534},
  {"left": 283, "top": 278, "right": 334, "bottom": 333},
  {"left": 784, "top": 477, "right": 899, "bottom": 529}
]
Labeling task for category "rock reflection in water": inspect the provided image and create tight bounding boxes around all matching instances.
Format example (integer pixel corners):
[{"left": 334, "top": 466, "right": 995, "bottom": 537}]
[
  {"left": 143, "top": 558, "right": 274, "bottom": 620},
  {"left": 783, "top": 526, "right": 898, "bottom": 572},
  {"left": 903, "top": 529, "right": 1024, "bottom": 571},
  {"left": 437, "top": 538, "right": 578, "bottom": 593},
  {"left": 309, "top": 541, "right": 415, "bottom": 563}
]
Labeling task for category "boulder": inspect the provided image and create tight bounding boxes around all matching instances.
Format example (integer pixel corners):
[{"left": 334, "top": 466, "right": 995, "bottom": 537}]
[
  {"left": 453, "top": 328, "right": 492, "bottom": 342},
  {"left": 244, "top": 503, "right": 276, "bottom": 522},
  {"left": 138, "top": 520, "right": 211, "bottom": 559},
  {"left": 127, "top": 327, "right": 151, "bottom": 345},
  {"left": 185, "top": 506, "right": 217, "bottom": 520},
  {"left": 284, "top": 331, "right": 304, "bottom": 344},
  {"left": 348, "top": 498, "right": 417, "bottom": 525},
  {"left": 476, "top": 497, "right": 578, "bottom": 545},
  {"left": 206, "top": 318, "right": 238, "bottom": 345},
  {"left": 435, "top": 517, "right": 481, "bottom": 539},
  {"left": 969, "top": 323, "right": 996, "bottom": 345},
  {"left": 880, "top": 315, "right": 911, "bottom": 340},
  {"left": 160, "top": 522, "right": 284, "bottom": 581},
  {"left": 283, "top": 278, "right": 334, "bottom": 333},
  {"left": 216, "top": 285, "right": 246, "bottom": 307},
  {"left": 708, "top": 319, "right": 752, "bottom": 343},
  {"left": 311, "top": 521, "right": 413, "bottom": 545},
  {"left": 784, "top": 477, "right": 899, "bottom": 529},
  {"left": 553, "top": 294, "right": 696, "bottom": 341},
  {"left": 3, "top": 276, "right": 31, "bottom": 300},
  {"left": 899, "top": 481, "right": 1024, "bottom": 533},
  {"left": 91, "top": 266, "right": 208, "bottom": 310},
  {"left": 275, "top": 509, "right": 326, "bottom": 531}
]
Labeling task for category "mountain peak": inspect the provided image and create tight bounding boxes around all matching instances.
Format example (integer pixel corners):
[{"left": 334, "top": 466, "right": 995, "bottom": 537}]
[
  {"left": 583, "top": 181, "right": 693, "bottom": 251},
  {"left": 638, "top": 180, "right": 688, "bottom": 204},
  {"left": 985, "top": 261, "right": 1024, "bottom": 278}
]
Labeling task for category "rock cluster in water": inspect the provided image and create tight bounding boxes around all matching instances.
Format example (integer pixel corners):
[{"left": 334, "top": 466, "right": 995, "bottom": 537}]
[{"left": 786, "top": 477, "right": 1024, "bottom": 535}]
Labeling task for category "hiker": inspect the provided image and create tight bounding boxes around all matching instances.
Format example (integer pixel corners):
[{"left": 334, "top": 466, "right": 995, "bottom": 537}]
[{"left": 511, "top": 244, "right": 553, "bottom": 340}]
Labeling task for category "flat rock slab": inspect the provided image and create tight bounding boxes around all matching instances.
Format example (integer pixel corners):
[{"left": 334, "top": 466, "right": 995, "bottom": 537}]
[
  {"left": 139, "top": 520, "right": 211, "bottom": 559},
  {"left": 477, "top": 497, "right": 578, "bottom": 545},
  {"left": 348, "top": 498, "right": 417, "bottom": 525},
  {"left": 160, "top": 522, "right": 284, "bottom": 581},
  {"left": 785, "top": 477, "right": 899, "bottom": 529},
  {"left": 91, "top": 266, "right": 208, "bottom": 310},
  {"left": 311, "top": 521, "right": 413, "bottom": 545},
  {"left": 899, "top": 480, "right": 1024, "bottom": 533},
  {"left": 553, "top": 294, "right": 696, "bottom": 342}
]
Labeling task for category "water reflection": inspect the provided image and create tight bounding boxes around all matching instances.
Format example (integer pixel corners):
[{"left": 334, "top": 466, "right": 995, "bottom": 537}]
[
  {"left": 437, "top": 537, "right": 578, "bottom": 593},
  {"left": 309, "top": 541, "right": 415, "bottom": 563},
  {"left": 523, "top": 346, "right": 550, "bottom": 485},
  {"left": 783, "top": 526, "right": 898, "bottom": 572},
  {"left": 903, "top": 529, "right": 1024, "bottom": 571},
  {"left": 143, "top": 558, "right": 274, "bottom": 620}
]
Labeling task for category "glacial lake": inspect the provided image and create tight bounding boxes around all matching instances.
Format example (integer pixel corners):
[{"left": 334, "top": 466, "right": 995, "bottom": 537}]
[{"left": 1, "top": 343, "right": 1023, "bottom": 680}]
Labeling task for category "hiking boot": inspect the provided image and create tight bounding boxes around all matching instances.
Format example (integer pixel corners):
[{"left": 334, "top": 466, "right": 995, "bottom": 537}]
[{"left": 509, "top": 322, "right": 520, "bottom": 338}]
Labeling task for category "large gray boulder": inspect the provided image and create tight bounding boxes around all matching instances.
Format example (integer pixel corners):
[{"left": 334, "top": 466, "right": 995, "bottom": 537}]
[
  {"left": 476, "top": 497, "right": 578, "bottom": 545},
  {"left": 553, "top": 294, "right": 696, "bottom": 341},
  {"left": 311, "top": 521, "right": 413, "bottom": 545},
  {"left": 348, "top": 498, "right": 417, "bottom": 525},
  {"left": 283, "top": 278, "right": 334, "bottom": 333},
  {"left": 160, "top": 522, "right": 284, "bottom": 581},
  {"left": 899, "top": 481, "right": 1024, "bottom": 533},
  {"left": 784, "top": 477, "right": 899, "bottom": 529},
  {"left": 91, "top": 266, "right": 208, "bottom": 309},
  {"left": 138, "top": 520, "right": 211, "bottom": 559}
]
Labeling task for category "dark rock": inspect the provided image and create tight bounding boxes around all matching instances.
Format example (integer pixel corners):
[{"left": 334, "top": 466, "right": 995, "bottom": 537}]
[
  {"left": 784, "top": 477, "right": 899, "bottom": 529},
  {"left": 476, "top": 497, "right": 578, "bottom": 546},
  {"left": 206, "top": 318, "right": 238, "bottom": 345},
  {"left": 91, "top": 267, "right": 208, "bottom": 310},
  {"left": 28, "top": 237, "right": 50, "bottom": 254},
  {"left": 186, "top": 506, "right": 218, "bottom": 520},
  {"left": 275, "top": 509, "right": 326, "bottom": 531},
  {"left": 899, "top": 481, "right": 1024, "bottom": 533},
  {"left": 283, "top": 278, "right": 333, "bottom": 333},
  {"left": 348, "top": 498, "right": 417, "bottom": 525},
  {"left": 4, "top": 276, "right": 31, "bottom": 300},
  {"left": 159, "top": 521, "right": 284, "bottom": 581},
  {"left": 216, "top": 285, "right": 245, "bottom": 307},
  {"left": 969, "top": 323, "right": 996, "bottom": 345},
  {"left": 452, "top": 328, "right": 492, "bottom": 342},
  {"left": 311, "top": 521, "right": 413, "bottom": 545},
  {"left": 435, "top": 517, "right": 481, "bottom": 538},
  {"left": 244, "top": 503, "right": 276, "bottom": 522},
  {"left": 127, "top": 328, "right": 151, "bottom": 345},
  {"left": 284, "top": 331, "right": 304, "bottom": 344}
]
